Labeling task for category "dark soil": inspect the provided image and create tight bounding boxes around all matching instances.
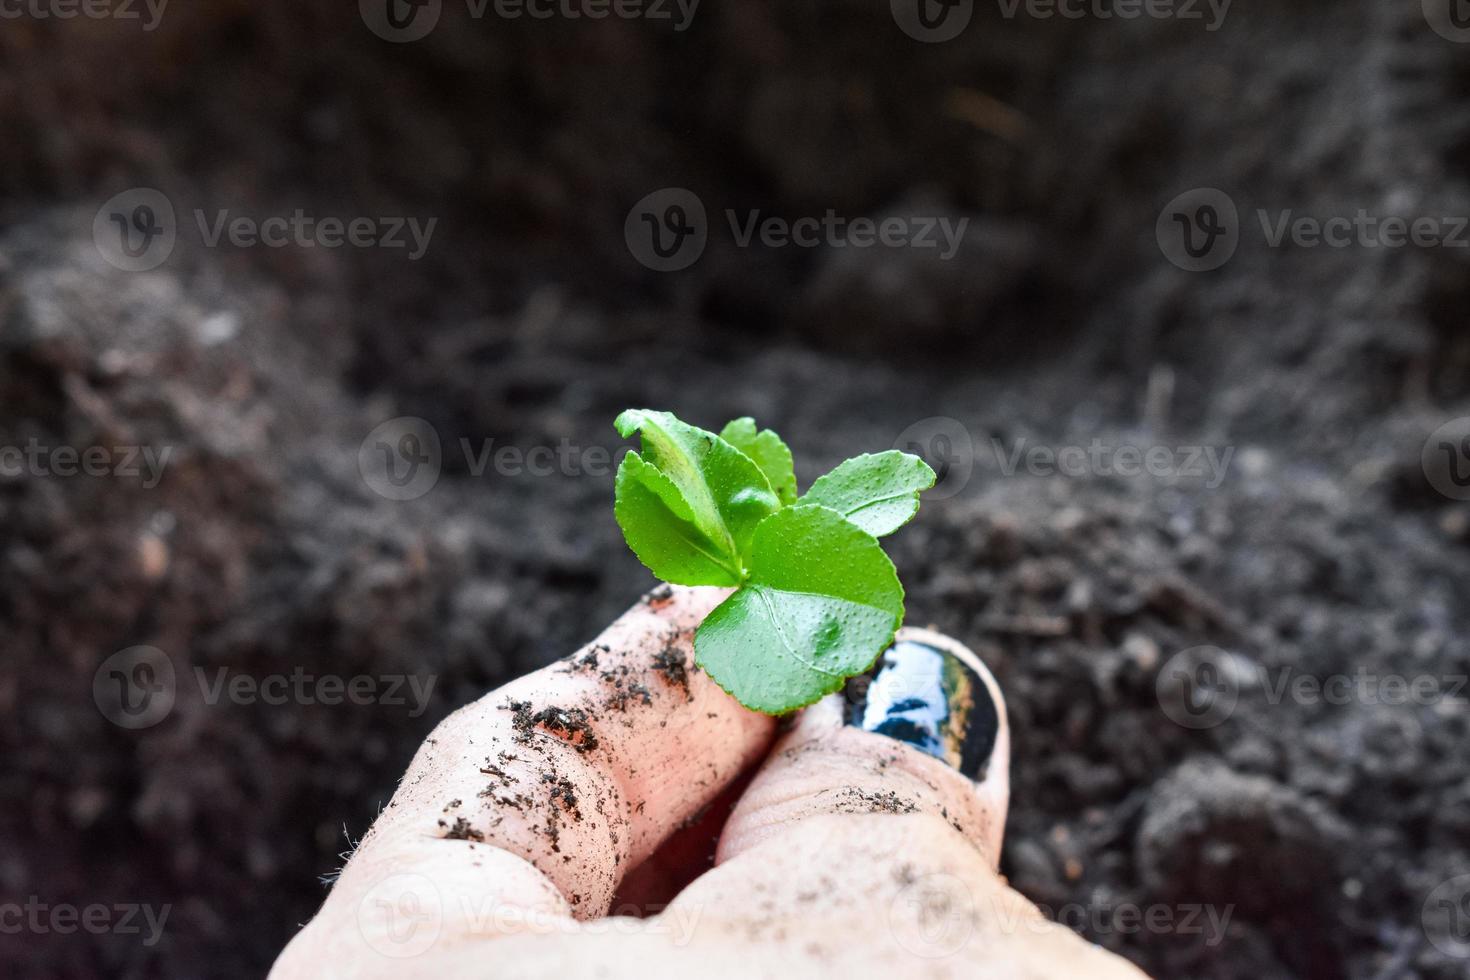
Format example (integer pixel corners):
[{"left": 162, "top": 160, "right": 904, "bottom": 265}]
[
  {"left": 524, "top": 705, "right": 602, "bottom": 754},
  {"left": 650, "top": 645, "right": 692, "bottom": 698},
  {"left": 3, "top": 3, "right": 1470, "bottom": 979}
]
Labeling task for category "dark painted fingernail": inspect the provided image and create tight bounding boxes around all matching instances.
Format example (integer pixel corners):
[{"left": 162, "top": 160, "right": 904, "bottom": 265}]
[{"left": 844, "top": 638, "right": 1000, "bottom": 781}]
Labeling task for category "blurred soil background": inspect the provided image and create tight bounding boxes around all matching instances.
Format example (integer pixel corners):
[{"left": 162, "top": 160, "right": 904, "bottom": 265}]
[{"left": 2, "top": 2, "right": 1470, "bottom": 977}]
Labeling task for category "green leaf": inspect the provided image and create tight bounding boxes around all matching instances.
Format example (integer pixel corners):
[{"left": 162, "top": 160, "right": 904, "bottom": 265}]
[
  {"left": 616, "top": 409, "right": 780, "bottom": 563},
  {"left": 719, "top": 417, "right": 798, "bottom": 505},
  {"left": 609, "top": 411, "right": 933, "bottom": 715},
  {"left": 695, "top": 504, "right": 904, "bottom": 714},
  {"left": 800, "top": 451, "right": 937, "bottom": 537},
  {"left": 614, "top": 451, "right": 743, "bottom": 586}
]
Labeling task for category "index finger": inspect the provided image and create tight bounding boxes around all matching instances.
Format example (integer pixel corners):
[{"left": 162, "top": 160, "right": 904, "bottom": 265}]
[{"left": 274, "top": 585, "right": 776, "bottom": 972}]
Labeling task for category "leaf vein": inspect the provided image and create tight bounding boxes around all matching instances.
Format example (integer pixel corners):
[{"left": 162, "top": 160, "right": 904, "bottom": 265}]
[{"left": 753, "top": 586, "right": 854, "bottom": 678}]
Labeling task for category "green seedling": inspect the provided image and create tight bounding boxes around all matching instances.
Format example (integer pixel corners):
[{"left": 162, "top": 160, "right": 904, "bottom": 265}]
[{"left": 612, "top": 409, "right": 936, "bottom": 714}]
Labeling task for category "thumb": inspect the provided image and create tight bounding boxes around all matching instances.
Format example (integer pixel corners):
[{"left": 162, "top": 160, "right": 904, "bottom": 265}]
[
  {"left": 718, "top": 627, "right": 1010, "bottom": 868},
  {"left": 661, "top": 628, "right": 1149, "bottom": 977}
]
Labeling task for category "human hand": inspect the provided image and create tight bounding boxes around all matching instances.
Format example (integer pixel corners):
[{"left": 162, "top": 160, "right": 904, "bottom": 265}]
[{"left": 272, "top": 587, "right": 1147, "bottom": 978}]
